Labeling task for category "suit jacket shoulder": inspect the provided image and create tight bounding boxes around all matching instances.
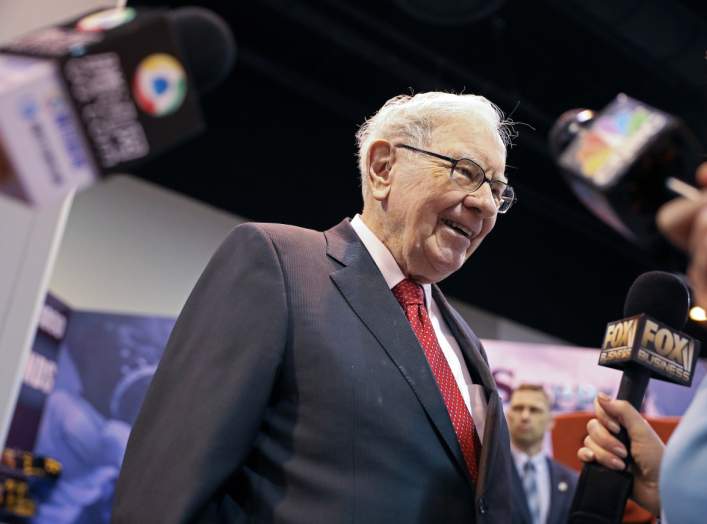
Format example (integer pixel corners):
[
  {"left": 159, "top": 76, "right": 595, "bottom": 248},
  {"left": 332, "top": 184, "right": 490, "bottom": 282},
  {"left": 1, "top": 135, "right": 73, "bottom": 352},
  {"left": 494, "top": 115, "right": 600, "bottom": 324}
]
[{"left": 114, "top": 220, "right": 294, "bottom": 523}]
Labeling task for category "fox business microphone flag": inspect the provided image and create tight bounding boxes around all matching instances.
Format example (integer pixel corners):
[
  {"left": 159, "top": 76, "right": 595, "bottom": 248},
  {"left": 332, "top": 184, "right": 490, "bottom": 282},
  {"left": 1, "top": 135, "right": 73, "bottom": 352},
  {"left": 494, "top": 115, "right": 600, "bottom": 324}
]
[{"left": 600, "top": 314, "right": 700, "bottom": 386}]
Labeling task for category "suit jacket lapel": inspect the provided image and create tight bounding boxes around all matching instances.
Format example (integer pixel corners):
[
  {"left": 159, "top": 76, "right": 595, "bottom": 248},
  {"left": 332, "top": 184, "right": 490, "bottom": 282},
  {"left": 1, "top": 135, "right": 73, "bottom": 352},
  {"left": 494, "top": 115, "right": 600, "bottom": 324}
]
[
  {"left": 432, "top": 285, "right": 501, "bottom": 493},
  {"left": 324, "top": 220, "right": 471, "bottom": 486}
]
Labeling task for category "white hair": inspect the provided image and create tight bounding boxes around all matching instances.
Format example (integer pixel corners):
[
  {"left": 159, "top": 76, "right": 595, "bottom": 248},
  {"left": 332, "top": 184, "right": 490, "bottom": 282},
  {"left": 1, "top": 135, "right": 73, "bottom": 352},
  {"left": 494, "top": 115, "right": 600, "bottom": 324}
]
[{"left": 355, "top": 91, "right": 515, "bottom": 198}]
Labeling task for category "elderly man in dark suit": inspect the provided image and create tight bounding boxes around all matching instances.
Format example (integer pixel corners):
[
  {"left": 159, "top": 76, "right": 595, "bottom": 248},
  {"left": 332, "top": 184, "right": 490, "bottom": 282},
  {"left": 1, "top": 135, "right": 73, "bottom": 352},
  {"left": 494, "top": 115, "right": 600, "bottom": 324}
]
[
  {"left": 112, "top": 91, "right": 517, "bottom": 523},
  {"left": 507, "top": 384, "right": 578, "bottom": 524}
]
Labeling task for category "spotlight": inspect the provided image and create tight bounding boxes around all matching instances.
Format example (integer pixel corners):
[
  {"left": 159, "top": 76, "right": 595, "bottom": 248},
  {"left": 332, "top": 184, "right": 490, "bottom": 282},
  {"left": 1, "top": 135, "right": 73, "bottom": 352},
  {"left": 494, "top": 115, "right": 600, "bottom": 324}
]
[{"left": 689, "top": 306, "right": 707, "bottom": 322}]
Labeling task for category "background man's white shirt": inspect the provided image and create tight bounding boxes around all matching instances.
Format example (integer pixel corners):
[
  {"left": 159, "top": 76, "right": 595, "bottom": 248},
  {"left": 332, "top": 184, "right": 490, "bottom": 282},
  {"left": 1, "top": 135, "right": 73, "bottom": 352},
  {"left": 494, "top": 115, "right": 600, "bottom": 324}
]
[{"left": 511, "top": 445, "right": 551, "bottom": 524}]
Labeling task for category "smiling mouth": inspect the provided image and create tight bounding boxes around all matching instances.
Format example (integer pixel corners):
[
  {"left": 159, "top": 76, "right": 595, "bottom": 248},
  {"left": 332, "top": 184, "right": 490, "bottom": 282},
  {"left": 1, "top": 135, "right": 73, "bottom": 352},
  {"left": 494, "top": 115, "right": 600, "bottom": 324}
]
[{"left": 441, "top": 218, "right": 473, "bottom": 239}]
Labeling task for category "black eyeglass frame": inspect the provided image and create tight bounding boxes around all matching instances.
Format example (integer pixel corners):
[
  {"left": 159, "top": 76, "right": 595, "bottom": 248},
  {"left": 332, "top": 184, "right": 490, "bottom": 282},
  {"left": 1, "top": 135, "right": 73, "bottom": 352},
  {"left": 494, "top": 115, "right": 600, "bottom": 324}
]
[{"left": 394, "top": 143, "right": 517, "bottom": 214}]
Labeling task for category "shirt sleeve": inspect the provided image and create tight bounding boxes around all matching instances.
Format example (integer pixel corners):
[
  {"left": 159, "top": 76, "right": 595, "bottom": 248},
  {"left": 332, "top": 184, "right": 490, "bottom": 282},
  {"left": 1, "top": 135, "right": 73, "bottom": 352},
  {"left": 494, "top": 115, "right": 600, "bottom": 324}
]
[{"left": 659, "top": 375, "right": 707, "bottom": 524}]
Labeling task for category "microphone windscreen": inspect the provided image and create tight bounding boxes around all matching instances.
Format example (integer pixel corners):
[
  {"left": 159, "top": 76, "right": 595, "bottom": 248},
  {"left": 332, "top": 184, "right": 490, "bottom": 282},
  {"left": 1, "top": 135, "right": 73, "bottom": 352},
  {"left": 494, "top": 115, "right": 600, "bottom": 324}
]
[
  {"left": 171, "top": 7, "right": 236, "bottom": 93},
  {"left": 623, "top": 271, "right": 690, "bottom": 329}
]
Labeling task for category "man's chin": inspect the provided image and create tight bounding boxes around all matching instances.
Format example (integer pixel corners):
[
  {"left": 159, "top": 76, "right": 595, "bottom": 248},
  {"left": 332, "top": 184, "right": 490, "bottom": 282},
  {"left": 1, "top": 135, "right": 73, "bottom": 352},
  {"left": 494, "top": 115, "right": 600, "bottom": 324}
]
[
  {"left": 405, "top": 246, "right": 467, "bottom": 283},
  {"left": 432, "top": 250, "right": 467, "bottom": 276},
  {"left": 414, "top": 259, "right": 464, "bottom": 284},
  {"left": 516, "top": 435, "right": 539, "bottom": 446}
]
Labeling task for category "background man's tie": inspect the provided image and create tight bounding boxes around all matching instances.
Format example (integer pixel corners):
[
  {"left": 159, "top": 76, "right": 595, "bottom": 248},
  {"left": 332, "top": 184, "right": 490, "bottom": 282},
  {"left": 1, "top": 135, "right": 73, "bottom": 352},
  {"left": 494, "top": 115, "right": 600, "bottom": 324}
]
[
  {"left": 392, "top": 279, "right": 481, "bottom": 484},
  {"left": 523, "top": 460, "right": 541, "bottom": 524}
]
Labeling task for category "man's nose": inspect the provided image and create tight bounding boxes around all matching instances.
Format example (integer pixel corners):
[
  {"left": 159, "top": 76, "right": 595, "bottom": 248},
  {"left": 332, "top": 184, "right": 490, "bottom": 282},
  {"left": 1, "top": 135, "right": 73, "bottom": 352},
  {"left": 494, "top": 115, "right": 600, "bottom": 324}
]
[{"left": 463, "top": 182, "right": 497, "bottom": 218}]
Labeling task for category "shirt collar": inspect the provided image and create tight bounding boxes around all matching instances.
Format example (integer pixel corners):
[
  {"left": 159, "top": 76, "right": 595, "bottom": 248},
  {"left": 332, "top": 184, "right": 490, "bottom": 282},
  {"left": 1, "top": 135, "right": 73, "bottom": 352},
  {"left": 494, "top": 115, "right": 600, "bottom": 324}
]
[
  {"left": 350, "top": 214, "right": 432, "bottom": 306},
  {"left": 510, "top": 442, "right": 547, "bottom": 472}
]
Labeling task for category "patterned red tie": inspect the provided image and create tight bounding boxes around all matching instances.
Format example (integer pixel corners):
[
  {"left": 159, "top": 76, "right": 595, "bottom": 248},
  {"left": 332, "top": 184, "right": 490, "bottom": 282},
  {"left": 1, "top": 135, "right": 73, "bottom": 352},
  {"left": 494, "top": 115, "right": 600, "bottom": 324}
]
[{"left": 392, "top": 278, "right": 481, "bottom": 484}]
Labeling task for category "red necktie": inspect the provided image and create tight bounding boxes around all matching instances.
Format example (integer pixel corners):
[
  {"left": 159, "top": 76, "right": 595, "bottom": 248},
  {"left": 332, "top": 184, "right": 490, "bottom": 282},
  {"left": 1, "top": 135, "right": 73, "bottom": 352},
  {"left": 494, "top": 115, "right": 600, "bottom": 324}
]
[{"left": 392, "top": 279, "right": 481, "bottom": 484}]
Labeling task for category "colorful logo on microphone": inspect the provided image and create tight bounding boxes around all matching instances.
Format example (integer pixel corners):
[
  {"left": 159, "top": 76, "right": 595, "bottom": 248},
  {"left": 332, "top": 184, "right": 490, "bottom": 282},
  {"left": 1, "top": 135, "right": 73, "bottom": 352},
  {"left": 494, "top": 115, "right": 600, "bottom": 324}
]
[
  {"left": 573, "top": 107, "right": 651, "bottom": 184},
  {"left": 563, "top": 96, "right": 667, "bottom": 188},
  {"left": 132, "top": 54, "right": 187, "bottom": 117},
  {"left": 76, "top": 7, "right": 136, "bottom": 32}
]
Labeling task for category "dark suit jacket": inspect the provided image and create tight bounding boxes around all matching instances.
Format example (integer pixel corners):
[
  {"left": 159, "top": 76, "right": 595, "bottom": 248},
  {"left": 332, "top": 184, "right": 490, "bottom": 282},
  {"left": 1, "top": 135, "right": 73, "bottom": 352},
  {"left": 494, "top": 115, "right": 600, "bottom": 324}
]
[
  {"left": 112, "top": 219, "right": 512, "bottom": 523},
  {"left": 510, "top": 456, "right": 578, "bottom": 524}
]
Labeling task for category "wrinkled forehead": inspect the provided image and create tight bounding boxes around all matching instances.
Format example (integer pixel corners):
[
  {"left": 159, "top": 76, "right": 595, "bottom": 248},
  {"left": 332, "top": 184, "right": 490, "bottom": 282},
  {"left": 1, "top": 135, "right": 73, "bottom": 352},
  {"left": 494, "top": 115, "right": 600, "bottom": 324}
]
[{"left": 428, "top": 117, "right": 507, "bottom": 176}]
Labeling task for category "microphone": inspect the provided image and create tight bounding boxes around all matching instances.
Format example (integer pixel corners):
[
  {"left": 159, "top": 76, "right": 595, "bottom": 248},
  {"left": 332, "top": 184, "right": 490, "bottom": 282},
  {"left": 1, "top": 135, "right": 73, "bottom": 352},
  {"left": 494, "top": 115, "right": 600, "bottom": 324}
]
[
  {"left": 170, "top": 7, "right": 236, "bottom": 94},
  {"left": 569, "top": 271, "right": 700, "bottom": 524},
  {"left": 549, "top": 94, "right": 703, "bottom": 249},
  {"left": 0, "top": 6, "right": 235, "bottom": 206}
]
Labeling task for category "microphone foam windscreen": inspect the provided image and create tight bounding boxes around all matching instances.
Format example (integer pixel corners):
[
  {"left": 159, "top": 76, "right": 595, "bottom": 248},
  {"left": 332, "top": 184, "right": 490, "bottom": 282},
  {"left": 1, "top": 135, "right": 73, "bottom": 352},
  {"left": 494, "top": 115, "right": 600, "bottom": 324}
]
[
  {"left": 171, "top": 7, "right": 236, "bottom": 93},
  {"left": 623, "top": 271, "right": 690, "bottom": 329}
]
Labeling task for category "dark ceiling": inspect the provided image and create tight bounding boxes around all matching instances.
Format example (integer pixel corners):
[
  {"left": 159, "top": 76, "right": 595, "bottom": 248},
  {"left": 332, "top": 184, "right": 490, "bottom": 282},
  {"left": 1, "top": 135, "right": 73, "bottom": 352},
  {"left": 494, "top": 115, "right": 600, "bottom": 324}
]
[{"left": 132, "top": 0, "right": 707, "bottom": 351}]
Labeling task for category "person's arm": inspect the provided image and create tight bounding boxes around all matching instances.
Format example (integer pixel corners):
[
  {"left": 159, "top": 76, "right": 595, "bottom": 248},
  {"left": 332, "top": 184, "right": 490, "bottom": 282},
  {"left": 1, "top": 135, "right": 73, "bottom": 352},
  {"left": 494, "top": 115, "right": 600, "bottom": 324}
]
[
  {"left": 112, "top": 223, "right": 288, "bottom": 524},
  {"left": 659, "top": 377, "right": 707, "bottom": 524},
  {"left": 577, "top": 394, "right": 664, "bottom": 516},
  {"left": 657, "top": 162, "right": 707, "bottom": 308}
]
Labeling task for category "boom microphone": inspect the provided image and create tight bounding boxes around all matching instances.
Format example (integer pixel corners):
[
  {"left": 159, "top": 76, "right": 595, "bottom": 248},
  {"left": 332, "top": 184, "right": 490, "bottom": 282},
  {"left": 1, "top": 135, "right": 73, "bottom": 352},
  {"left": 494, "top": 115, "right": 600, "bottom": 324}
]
[
  {"left": 549, "top": 94, "right": 702, "bottom": 249},
  {"left": 0, "top": 6, "right": 235, "bottom": 206},
  {"left": 568, "top": 271, "right": 700, "bottom": 524}
]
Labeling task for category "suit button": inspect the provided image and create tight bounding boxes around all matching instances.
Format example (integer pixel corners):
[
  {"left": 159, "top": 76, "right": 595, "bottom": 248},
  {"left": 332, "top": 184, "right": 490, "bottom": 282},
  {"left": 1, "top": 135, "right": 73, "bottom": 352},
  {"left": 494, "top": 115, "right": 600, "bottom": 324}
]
[{"left": 478, "top": 496, "right": 487, "bottom": 515}]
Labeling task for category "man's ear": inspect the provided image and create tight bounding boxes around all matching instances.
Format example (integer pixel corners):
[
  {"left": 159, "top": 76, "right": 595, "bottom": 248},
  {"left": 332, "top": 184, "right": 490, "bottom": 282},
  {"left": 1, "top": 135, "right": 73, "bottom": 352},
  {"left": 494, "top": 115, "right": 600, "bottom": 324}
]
[{"left": 367, "top": 140, "right": 395, "bottom": 201}]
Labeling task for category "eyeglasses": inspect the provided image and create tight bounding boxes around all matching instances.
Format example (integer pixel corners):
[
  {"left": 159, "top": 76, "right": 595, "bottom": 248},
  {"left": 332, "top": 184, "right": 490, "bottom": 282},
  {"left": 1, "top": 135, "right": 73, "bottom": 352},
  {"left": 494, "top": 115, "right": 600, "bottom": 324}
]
[{"left": 395, "top": 143, "right": 517, "bottom": 214}]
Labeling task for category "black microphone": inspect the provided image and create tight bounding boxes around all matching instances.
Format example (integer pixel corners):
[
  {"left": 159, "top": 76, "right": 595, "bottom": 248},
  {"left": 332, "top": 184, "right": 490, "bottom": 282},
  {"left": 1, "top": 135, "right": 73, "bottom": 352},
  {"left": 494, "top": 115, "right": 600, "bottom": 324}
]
[
  {"left": 549, "top": 95, "right": 703, "bottom": 250},
  {"left": 170, "top": 7, "right": 236, "bottom": 94},
  {"left": 0, "top": 6, "right": 235, "bottom": 206},
  {"left": 569, "top": 271, "right": 700, "bottom": 524}
]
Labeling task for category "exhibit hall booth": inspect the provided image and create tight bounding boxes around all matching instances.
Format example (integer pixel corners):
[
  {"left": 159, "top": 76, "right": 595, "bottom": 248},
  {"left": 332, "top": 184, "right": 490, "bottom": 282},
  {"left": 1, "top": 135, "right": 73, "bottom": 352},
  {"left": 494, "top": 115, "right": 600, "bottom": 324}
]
[
  {"left": 1, "top": 2, "right": 705, "bottom": 524},
  {"left": 3, "top": 175, "right": 703, "bottom": 524}
]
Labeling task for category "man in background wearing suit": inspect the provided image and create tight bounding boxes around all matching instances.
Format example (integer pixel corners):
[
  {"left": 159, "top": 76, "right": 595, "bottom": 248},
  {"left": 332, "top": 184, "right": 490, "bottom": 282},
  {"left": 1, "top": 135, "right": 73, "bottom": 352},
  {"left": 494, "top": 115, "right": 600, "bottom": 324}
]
[
  {"left": 113, "top": 91, "right": 517, "bottom": 523},
  {"left": 508, "top": 384, "right": 578, "bottom": 524}
]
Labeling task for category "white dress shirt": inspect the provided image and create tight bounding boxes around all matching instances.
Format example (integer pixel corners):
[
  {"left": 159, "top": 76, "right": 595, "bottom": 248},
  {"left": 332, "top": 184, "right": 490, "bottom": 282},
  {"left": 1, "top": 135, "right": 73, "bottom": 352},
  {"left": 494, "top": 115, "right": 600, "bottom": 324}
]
[
  {"left": 511, "top": 445, "right": 551, "bottom": 524},
  {"left": 349, "top": 214, "right": 487, "bottom": 442}
]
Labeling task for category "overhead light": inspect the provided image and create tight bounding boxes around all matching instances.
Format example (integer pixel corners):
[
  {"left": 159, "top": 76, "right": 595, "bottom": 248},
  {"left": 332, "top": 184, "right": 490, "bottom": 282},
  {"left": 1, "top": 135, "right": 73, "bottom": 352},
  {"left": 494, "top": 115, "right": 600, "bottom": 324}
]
[{"left": 689, "top": 306, "right": 707, "bottom": 322}]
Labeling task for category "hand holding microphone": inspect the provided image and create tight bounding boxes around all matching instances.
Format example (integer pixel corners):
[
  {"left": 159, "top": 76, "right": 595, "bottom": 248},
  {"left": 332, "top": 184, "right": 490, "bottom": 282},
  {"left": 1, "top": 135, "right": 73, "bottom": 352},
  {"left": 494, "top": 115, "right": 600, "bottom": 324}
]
[
  {"left": 578, "top": 394, "right": 664, "bottom": 516},
  {"left": 656, "top": 164, "right": 707, "bottom": 252},
  {"left": 569, "top": 271, "right": 699, "bottom": 523},
  {"left": 658, "top": 163, "right": 707, "bottom": 308},
  {"left": 549, "top": 94, "right": 703, "bottom": 250}
]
